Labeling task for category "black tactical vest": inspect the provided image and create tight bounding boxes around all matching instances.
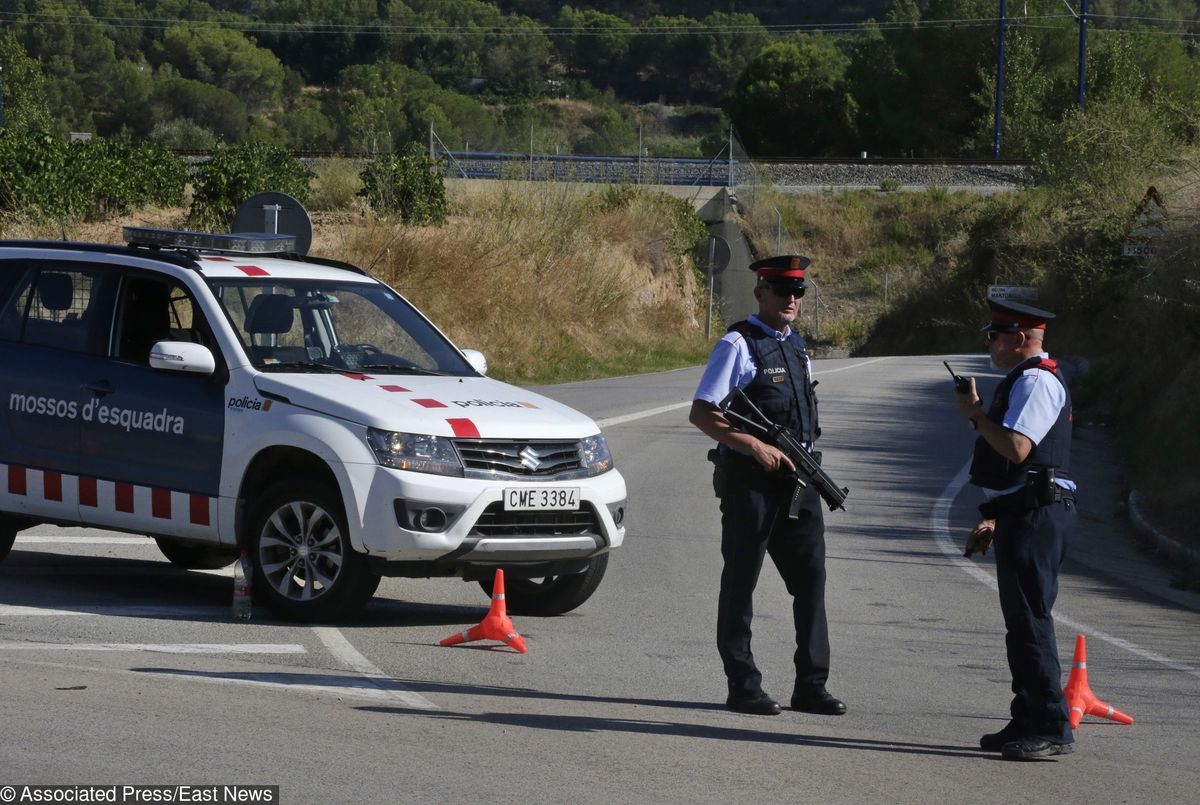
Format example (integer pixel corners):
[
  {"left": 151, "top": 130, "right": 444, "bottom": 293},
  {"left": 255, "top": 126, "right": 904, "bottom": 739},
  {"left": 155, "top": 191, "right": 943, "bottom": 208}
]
[
  {"left": 969, "top": 356, "right": 1072, "bottom": 490},
  {"left": 725, "top": 320, "right": 819, "bottom": 445}
]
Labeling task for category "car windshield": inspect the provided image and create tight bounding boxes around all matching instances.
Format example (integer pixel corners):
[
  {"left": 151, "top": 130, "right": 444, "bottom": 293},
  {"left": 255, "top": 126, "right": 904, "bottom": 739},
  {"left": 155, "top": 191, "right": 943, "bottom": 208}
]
[{"left": 208, "top": 278, "right": 476, "bottom": 375}]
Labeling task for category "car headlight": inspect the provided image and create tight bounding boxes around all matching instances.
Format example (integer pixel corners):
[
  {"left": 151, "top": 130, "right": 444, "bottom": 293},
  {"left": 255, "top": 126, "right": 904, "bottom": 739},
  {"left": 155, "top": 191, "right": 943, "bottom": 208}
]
[
  {"left": 367, "top": 428, "right": 463, "bottom": 476},
  {"left": 579, "top": 433, "right": 614, "bottom": 477}
]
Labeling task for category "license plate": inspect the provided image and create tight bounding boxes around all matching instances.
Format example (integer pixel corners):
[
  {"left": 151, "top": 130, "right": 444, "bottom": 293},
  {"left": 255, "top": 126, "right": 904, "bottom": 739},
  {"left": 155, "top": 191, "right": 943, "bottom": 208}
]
[{"left": 504, "top": 487, "right": 580, "bottom": 511}]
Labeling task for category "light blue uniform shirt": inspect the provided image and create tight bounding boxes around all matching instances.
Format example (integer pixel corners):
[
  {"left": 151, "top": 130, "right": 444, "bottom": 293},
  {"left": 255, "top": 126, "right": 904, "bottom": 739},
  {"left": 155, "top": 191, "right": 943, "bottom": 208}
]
[
  {"left": 693, "top": 314, "right": 812, "bottom": 407},
  {"left": 984, "top": 352, "right": 1077, "bottom": 497}
]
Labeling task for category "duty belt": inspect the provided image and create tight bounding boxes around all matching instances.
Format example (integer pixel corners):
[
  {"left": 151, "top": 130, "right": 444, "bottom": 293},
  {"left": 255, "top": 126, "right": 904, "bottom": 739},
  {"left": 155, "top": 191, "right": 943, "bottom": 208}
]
[{"left": 979, "top": 484, "right": 1075, "bottom": 519}]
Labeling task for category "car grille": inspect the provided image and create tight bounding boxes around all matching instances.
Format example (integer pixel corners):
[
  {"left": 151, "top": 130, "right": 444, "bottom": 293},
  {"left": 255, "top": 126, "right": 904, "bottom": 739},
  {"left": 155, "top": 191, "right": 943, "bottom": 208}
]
[
  {"left": 470, "top": 502, "right": 601, "bottom": 538},
  {"left": 455, "top": 439, "right": 584, "bottom": 479}
]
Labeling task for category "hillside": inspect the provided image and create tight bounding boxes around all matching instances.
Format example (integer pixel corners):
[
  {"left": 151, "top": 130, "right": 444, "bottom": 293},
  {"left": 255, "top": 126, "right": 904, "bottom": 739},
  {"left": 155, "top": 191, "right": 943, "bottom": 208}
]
[{"left": 5, "top": 1, "right": 1199, "bottom": 161}]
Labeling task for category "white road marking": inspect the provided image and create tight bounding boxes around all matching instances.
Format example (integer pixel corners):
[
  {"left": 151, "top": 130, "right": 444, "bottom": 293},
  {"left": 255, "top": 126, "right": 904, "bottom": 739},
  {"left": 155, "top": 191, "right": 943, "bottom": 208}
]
[
  {"left": 0, "top": 604, "right": 226, "bottom": 618},
  {"left": 17, "top": 536, "right": 151, "bottom": 544},
  {"left": 312, "top": 626, "right": 439, "bottom": 710},
  {"left": 934, "top": 461, "right": 1200, "bottom": 680},
  {"left": 0, "top": 642, "right": 306, "bottom": 654},
  {"left": 596, "top": 357, "right": 892, "bottom": 428}
]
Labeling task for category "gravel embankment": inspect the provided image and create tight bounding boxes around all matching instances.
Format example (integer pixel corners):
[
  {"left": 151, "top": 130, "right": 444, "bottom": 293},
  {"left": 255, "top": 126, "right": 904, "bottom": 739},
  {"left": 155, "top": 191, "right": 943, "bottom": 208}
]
[{"left": 439, "top": 156, "right": 1031, "bottom": 189}]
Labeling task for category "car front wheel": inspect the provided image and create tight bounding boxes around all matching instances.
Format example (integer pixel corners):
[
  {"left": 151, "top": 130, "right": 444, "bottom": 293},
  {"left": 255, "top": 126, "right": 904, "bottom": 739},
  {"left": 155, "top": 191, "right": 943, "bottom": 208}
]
[
  {"left": 477, "top": 553, "right": 609, "bottom": 616},
  {"left": 0, "top": 525, "right": 16, "bottom": 563},
  {"left": 247, "top": 481, "right": 380, "bottom": 622}
]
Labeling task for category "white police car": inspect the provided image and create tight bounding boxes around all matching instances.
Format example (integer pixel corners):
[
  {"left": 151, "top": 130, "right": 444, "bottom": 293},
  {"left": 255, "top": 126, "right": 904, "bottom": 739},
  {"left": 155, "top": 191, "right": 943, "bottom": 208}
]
[{"left": 0, "top": 228, "right": 626, "bottom": 620}]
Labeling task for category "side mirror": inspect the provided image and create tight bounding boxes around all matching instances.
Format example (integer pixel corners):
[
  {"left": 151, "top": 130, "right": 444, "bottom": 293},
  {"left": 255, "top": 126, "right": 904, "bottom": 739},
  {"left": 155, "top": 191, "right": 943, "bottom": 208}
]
[
  {"left": 461, "top": 348, "right": 488, "bottom": 375},
  {"left": 149, "top": 341, "right": 216, "bottom": 375}
]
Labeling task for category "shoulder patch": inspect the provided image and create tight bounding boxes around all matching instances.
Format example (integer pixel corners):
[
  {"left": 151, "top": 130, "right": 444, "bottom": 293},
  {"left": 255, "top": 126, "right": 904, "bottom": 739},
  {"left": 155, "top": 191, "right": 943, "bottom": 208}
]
[{"left": 727, "top": 320, "right": 753, "bottom": 335}]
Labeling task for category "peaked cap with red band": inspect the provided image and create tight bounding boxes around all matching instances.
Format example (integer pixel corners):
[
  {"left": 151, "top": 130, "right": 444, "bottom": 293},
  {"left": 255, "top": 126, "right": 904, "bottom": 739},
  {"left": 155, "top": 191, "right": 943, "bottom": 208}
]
[
  {"left": 983, "top": 299, "right": 1055, "bottom": 332},
  {"left": 750, "top": 254, "right": 810, "bottom": 289}
]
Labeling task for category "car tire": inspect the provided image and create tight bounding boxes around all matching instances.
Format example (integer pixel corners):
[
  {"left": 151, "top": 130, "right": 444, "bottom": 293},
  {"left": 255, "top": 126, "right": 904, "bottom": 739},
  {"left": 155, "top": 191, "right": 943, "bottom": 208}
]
[
  {"left": 0, "top": 524, "right": 16, "bottom": 563},
  {"left": 477, "top": 553, "right": 609, "bottom": 616},
  {"left": 154, "top": 538, "right": 238, "bottom": 570},
  {"left": 247, "top": 480, "right": 380, "bottom": 622}
]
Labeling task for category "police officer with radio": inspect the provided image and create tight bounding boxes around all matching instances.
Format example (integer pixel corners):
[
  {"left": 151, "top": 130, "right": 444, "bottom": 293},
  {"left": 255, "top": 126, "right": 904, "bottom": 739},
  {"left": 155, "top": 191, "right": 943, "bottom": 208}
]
[
  {"left": 689, "top": 255, "right": 845, "bottom": 717},
  {"left": 954, "top": 299, "right": 1077, "bottom": 760}
]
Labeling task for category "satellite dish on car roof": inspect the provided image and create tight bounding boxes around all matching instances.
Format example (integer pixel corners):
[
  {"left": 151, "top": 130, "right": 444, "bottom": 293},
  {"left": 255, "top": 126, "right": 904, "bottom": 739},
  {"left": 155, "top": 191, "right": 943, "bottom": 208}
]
[{"left": 232, "top": 191, "right": 313, "bottom": 256}]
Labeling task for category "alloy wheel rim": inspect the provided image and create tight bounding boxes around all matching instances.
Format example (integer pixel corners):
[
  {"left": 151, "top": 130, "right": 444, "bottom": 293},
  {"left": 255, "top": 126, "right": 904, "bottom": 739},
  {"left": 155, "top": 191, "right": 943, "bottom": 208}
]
[{"left": 258, "top": 500, "right": 343, "bottom": 602}]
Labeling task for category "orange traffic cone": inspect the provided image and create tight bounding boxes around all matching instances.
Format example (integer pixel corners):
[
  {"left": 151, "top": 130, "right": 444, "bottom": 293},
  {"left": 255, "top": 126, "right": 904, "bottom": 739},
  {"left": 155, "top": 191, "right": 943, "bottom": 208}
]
[
  {"left": 439, "top": 569, "right": 528, "bottom": 653},
  {"left": 1064, "top": 633, "right": 1133, "bottom": 729}
]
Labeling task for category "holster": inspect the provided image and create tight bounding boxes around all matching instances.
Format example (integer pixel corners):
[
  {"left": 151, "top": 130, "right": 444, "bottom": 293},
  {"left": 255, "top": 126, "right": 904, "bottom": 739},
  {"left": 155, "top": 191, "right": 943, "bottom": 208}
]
[
  {"left": 978, "top": 469, "right": 1071, "bottom": 518},
  {"left": 707, "top": 448, "right": 727, "bottom": 498}
]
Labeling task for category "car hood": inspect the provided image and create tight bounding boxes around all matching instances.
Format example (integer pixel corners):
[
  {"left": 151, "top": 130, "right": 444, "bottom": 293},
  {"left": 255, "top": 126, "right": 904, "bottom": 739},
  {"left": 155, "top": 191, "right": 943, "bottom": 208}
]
[{"left": 252, "top": 372, "right": 600, "bottom": 439}]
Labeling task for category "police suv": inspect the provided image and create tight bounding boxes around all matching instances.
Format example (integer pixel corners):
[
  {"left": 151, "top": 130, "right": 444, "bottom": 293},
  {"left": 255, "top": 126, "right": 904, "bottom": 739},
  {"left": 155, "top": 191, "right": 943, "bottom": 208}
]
[{"left": 0, "top": 228, "right": 626, "bottom": 620}]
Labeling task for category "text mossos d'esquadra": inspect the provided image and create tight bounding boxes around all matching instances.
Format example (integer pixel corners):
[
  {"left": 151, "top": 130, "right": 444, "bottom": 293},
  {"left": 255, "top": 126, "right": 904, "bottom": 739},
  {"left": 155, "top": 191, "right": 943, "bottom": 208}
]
[{"left": 8, "top": 393, "right": 186, "bottom": 435}]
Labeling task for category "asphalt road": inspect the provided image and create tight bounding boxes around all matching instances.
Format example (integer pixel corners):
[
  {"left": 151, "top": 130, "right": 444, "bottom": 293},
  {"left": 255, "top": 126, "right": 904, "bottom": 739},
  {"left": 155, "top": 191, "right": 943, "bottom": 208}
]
[{"left": 2, "top": 355, "right": 1197, "bottom": 805}]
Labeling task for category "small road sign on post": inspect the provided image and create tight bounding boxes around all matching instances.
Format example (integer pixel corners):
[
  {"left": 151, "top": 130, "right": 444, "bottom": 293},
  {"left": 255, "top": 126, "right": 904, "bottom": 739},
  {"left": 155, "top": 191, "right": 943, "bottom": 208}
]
[{"left": 987, "top": 285, "right": 1038, "bottom": 302}]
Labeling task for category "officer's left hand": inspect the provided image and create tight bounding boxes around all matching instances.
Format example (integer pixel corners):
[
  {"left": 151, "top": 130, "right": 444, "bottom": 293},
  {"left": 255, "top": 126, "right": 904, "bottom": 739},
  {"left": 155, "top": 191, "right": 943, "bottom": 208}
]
[
  {"left": 964, "top": 519, "right": 995, "bottom": 557},
  {"left": 954, "top": 377, "right": 982, "bottom": 416}
]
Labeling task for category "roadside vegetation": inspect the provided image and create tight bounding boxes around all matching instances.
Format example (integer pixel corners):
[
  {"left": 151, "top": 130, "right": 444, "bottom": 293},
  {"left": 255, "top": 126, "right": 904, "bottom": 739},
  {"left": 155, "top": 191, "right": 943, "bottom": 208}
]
[{"left": 2, "top": 2, "right": 1196, "bottom": 571}]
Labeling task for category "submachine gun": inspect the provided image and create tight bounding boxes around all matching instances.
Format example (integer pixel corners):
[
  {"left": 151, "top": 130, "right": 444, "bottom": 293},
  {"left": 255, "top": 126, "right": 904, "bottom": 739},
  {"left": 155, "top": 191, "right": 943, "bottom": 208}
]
[{"left": 718, "top": 388, "right": 850, "bottom": 515}]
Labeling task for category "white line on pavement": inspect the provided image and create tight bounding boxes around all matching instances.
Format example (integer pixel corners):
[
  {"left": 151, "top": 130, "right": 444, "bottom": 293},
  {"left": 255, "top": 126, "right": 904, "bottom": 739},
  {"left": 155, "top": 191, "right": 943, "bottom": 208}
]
[
  {"left": 934, "top": 461, "right": 1200, "bottom": 680},
  {"left": 596, "top": 357, "right": 892, "bottom": 429},
  {"left": 17, "top": 536, "right": 151, "bottom": 544},
  {"left": 0, "top": 642, "right": 306, "bottom": 654},
  {"left": 0, "top": 604, "right": 226, "bottom": 618},
  {"left": 311, "top": 626, "right": 439, "bottom": 710}
]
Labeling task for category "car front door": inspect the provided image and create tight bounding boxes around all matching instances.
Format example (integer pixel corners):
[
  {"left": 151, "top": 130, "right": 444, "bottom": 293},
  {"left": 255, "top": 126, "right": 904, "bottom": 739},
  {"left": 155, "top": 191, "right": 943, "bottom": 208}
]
[{"left": 77, "top": 272, "right": 226, "bottom": 540}]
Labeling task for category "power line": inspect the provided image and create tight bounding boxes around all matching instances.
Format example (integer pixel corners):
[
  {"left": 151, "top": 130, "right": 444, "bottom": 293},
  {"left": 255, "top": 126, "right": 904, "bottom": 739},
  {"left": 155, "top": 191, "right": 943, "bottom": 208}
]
[{"left": 1, "top": 9, "right": 1195, "bottom": 38}]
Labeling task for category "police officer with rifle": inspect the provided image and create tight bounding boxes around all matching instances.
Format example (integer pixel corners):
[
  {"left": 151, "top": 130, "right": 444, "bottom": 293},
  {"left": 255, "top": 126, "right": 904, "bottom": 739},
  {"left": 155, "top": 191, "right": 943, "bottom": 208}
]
[{"left": 690, "top": 255, "right": 849, "bottom": 717}]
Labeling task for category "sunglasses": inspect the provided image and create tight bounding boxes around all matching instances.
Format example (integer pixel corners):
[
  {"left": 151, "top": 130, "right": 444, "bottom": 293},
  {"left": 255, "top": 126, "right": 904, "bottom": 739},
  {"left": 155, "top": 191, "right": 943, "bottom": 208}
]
[
  {"left": 986, "top": 330, "right": 1013, "bottom": 342},
  {"left": 770, "top": 286, "right": 805, "bottom": 299}
]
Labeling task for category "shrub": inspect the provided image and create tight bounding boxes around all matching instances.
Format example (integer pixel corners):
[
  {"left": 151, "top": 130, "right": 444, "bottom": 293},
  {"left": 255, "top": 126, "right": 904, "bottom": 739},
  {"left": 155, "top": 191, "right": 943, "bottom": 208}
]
[
  {"left": 307, "top": 158, "right": 364, "bottom": 211},
  {"left": 190, "top": 140, "right": 313, "bottom": 230},
  {"left": 358, "top": 143, "right": 448, "bottom": 224},
  {"left": 0, "top": 131, "right": 186, "bottom": 220}
]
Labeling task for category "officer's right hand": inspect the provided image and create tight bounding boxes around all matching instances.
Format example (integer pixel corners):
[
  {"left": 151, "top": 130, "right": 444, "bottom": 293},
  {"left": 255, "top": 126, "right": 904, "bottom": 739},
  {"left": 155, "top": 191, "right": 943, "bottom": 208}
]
[
  {"left": 964, "top": 519, "right": 995, "bottom": 557},
  {"left": 750, "top": 440, "right": 796, "bottom": 473}
]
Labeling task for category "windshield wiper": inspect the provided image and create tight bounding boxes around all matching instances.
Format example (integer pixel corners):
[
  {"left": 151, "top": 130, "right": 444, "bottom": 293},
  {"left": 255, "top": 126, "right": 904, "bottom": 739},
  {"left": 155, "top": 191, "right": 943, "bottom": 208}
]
[
  {"left": 359, "top": 363, "right": 446, "bottom": 375},
  {"left": 259, "top": 361, "right": 344, "bottom": 373}
]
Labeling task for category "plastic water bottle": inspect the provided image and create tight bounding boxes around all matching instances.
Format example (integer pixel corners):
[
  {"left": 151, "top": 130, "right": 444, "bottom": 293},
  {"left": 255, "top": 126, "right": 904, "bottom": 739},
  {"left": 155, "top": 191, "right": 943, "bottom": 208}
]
[{"left": 232, "top": 550, "right": 252, "bottom": 621}]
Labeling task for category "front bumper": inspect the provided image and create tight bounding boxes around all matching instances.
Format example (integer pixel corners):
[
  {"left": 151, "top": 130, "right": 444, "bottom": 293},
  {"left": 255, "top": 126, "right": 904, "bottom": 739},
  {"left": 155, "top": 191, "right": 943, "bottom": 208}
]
[{"left": 343, "top": 462, "right": 627, "bottom": 564}]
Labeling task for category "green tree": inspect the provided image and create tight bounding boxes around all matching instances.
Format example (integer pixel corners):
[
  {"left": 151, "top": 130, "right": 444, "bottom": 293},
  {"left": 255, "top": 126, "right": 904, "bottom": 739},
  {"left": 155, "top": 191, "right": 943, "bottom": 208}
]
[
  {"left": 575, "top": 107, "right": 636, "bottom": 155},
  {"left": 382, "top": 0, "right": 553, "bottom": 97},
  {"left": 154, "top": 24, "right": 286, "bottom": 113},
  {"left": 332, "top": 61, "right": 495, "bottom": 153},
  {"left": 553, "top": 7, "right": 633, "bottom": 92},
  {"left": 724, "top": 34, "right": 857, "bottom": 157},
  {"left": 847, "top": 0, "right": 999, "bottom": 156},
  {"left": 190, "top": 140, "right": 313, "bottom": 229},
  {"left": 152, "top": 74, "right": 249, "bottom": 142},
  {"left": 358, "top": 142, "right": 449, "bottom": 224},
  {"left": 0, "top": 32, "right": 53, "bottom": 134},
  {"left": 7, "top": 0, "right": 120, "bottom": 133}
]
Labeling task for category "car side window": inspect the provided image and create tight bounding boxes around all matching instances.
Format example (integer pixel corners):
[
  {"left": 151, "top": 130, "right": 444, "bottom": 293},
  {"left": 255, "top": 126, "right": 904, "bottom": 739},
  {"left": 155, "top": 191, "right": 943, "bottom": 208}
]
[
  {"left": 113, "top": 275, "right": 214, "bottom": 364},
  {"left": 0, "top": 264, "right": 104, "bottom": 353}
]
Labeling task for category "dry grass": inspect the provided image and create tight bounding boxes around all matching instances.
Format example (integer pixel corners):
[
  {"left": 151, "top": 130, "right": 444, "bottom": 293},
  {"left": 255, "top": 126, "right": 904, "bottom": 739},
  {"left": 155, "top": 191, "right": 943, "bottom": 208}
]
[
  {"left": 312, "top": 182, "right": 710, "bottom": 383},
  {"left": 1, "top": 184, "right": 711, "bottom": 384}
]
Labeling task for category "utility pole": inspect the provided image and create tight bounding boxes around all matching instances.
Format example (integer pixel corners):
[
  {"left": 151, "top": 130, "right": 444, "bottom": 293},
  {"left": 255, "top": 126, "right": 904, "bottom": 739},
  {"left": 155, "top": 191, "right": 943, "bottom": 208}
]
[
  {"left": 992, "top": 0, "right": 1007, "bottom": 159},
  {"left": 1077, "top": 0, "right": 1089, "bottom": 109},
  {"left": 728, "top": 125, "right": 734, "bottom": 187}
]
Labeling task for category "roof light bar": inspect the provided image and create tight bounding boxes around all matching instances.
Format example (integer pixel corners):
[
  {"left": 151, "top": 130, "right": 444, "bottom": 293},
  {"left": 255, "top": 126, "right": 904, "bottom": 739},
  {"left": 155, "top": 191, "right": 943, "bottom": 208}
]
[{"left": 123, "top": 227, "right": 297, "bottom": 255}]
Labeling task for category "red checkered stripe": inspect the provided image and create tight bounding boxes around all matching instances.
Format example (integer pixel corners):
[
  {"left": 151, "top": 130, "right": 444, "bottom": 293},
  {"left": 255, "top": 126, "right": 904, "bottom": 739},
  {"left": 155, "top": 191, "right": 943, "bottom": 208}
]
[
  {"left": 342, "top": 374, "right": 482, "bottom": 438},
  {"left": 1, "top": 462, "right": 216, "bottom": 537}
]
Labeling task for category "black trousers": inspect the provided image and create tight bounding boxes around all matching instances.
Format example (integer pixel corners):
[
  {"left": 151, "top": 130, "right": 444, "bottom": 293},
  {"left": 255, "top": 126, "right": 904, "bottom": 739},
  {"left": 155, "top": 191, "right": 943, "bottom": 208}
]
[
  {"left": 992, "top": 496, "right": 1076, "bottom": 743},
  {"left": 717, "top": 469, "right": 828, "bottom": 698}
]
